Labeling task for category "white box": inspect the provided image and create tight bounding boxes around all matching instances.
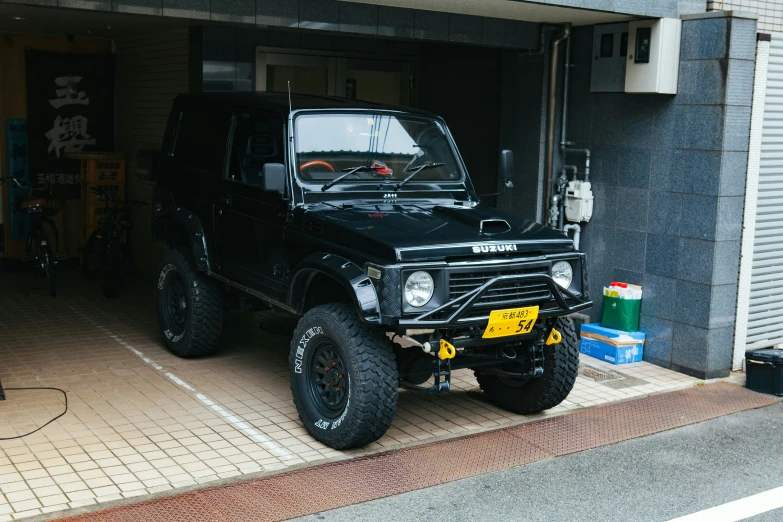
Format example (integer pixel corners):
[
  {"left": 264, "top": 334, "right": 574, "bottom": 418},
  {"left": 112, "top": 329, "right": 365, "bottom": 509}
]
[{"left": 625, "top": 18, "right": 682, "bottom": 95}]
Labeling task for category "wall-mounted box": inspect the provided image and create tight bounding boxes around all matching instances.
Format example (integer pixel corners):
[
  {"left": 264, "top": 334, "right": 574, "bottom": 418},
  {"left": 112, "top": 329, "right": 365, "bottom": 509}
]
[
  {"left": 625, "top": 18, "right": 682, "bottom": 94},
  {"left": 590, "top": 23, "right": 629, "bottom": 93}
]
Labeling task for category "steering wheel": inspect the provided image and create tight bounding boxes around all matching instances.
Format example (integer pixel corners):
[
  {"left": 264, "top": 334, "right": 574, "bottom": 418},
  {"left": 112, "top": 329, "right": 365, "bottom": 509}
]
[{"left": 299, "top": 160, "right": 335, "bottom": 172}]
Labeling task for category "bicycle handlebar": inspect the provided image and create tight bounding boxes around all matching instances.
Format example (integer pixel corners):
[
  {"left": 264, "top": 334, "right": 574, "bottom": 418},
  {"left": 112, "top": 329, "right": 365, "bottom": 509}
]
[{"left": 0, "top": 177, "right": 29, "bottom": 188}]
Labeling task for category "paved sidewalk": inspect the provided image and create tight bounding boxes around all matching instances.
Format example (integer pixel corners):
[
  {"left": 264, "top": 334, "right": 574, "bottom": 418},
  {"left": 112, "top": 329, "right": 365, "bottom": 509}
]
[
  {"left": 1, "top": 270, "right": 698, "bottom": 520},
  {"left": 54, "top": 383, "right": 778, "bottom": 521}
]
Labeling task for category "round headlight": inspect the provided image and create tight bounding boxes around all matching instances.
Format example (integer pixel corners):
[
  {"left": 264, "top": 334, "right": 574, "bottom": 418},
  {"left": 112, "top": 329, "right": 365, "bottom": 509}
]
[
  {"left": 404, "top": 271, "right": 434, "bottom": 307},
  {"left": 551, "top": 261, "right": 573, "bottom": 289}
]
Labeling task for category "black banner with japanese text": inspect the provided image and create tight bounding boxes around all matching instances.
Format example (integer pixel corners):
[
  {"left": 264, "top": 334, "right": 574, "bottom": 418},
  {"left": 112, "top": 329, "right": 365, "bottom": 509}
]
[{"left": 25, "top": 50, "right": 115, "bottom": 198}]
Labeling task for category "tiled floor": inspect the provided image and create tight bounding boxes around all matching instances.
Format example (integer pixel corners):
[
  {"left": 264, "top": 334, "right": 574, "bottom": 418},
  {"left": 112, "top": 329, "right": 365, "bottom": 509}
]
[{"left": 0, "top": 269, "right": 700, "bottom": 521}]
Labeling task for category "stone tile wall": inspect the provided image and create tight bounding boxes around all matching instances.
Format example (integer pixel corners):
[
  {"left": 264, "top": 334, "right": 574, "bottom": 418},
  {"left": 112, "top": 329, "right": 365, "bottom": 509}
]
[{"left": 567, "top": 15, "right": 757, "bottom": 378}]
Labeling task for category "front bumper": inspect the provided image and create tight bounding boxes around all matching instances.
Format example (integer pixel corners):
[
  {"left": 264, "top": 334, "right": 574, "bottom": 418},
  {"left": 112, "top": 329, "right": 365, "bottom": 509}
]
[{"left": 397, "top": 273, "right": 592, "bottom": 329}]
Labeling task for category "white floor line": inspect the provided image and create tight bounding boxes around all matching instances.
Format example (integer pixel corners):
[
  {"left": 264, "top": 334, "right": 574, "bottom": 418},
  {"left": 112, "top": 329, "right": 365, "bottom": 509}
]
[
  {"left": 65, "top": 301, "right": 292, "bottom": 461},
  {"left": 667, "top": 486, "right": 783, "bottom": 522}
]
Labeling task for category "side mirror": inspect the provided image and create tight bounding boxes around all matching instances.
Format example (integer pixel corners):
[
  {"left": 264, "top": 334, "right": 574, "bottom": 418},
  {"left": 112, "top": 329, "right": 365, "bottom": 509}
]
[
  {"left": 262, "top": 163, "right": 286, "bottom": 194},
  {"left": 499, "top": 150, "right": 514, "bottom": 189}
]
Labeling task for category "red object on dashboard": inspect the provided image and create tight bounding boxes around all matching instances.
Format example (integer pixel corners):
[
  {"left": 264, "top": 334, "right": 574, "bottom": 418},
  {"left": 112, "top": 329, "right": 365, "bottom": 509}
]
[{"left": 371, "top": 161, "right": 393, "bottom": 176}]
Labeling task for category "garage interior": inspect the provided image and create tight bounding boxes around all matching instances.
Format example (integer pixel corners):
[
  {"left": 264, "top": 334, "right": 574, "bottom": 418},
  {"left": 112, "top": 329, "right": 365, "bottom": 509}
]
[{"left": 0, "top": 1, "right": 759, "bottom": 519}]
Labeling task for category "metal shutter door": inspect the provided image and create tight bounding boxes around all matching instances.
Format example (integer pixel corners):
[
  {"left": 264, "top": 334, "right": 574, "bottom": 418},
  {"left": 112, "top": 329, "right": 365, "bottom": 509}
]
[{"left": 748, "top": 33, "right": 783, "bottom": 349}]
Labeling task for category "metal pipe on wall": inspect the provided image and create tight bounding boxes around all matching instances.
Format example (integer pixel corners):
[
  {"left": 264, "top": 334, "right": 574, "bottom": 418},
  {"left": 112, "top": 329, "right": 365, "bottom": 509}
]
[
  {"left": 544, "top": 24, "right": 571, "bottom": 228},
  {"left": 560, "top": 34, "right": 573, "bottom": 151}
]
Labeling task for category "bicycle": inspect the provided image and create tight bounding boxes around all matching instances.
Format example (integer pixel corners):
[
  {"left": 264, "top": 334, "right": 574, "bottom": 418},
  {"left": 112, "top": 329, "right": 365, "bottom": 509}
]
[
  {"left": 0, "top": 177, "right": 59, "bottom": 297},
  {"left": 82, "top": 186, "right": 147, "bottom": 298}
]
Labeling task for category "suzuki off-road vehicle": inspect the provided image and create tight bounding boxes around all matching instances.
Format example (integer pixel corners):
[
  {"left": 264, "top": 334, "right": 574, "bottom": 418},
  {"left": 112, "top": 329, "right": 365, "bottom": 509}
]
[{"left": 152, "top": 92, "right": 591, "bottom": 449}]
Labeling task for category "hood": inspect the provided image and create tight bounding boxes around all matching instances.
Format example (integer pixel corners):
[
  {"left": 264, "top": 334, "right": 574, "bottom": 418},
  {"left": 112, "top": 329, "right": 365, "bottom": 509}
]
[{"left": 304, "top": 204, "right": 575, "bottom": 262}]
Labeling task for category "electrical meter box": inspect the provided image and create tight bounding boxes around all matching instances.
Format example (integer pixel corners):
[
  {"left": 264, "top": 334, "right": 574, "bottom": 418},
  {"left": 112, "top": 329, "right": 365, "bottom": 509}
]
[
  {"left": 625, "top": 18, "right": 682, "bottom": 94},
  {"left": 590, "top": 23, "right": 629, "bottom": 93}
]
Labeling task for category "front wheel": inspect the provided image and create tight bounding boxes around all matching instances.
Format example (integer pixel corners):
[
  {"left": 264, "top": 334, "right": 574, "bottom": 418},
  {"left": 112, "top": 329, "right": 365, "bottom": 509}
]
[
  {"left": 475, "top": 317, "right": 579, "bottom": 414},
  {"left": 289, "top": 303, "right": 398, "bottom": 449},
  {"left": 155, "top": 248, "right": 224, "bottom": 357}
]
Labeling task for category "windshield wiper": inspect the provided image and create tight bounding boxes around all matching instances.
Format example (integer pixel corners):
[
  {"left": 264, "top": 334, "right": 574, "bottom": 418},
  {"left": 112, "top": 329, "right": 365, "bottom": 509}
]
[
  {"left": 394, "top": 163, "right": 445, "bottom": 191},
  {"left": 321, "top": 165, "right": 381, "bottom": 192}
]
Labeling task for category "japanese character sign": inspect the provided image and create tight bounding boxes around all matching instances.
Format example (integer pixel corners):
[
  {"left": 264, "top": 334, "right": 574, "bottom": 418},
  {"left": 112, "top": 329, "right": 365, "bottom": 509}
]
[
  {"left": 25, "top": 50, "right": 115, "bottom": 198},
  {"left": 46, "top": 115, "right": 96, "bottom": 158},
  {"left": 49, "top": 76, "right": 90, "bottom": 109}
]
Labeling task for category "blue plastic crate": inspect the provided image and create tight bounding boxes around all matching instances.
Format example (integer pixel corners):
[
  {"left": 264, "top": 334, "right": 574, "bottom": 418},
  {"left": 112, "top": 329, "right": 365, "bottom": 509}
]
[{"left": 579, "top": 323, "right": 645, "bottom": 365}]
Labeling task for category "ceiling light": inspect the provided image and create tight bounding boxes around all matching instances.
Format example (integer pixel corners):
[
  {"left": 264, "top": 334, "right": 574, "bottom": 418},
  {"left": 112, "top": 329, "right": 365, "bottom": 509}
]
[{"left": 12, "top": 16, "right": 26, "bottom": 21}]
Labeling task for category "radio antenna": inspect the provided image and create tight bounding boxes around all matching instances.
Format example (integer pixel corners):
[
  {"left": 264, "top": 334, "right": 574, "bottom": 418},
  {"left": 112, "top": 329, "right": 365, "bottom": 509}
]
[{"left": 287, "top": 80, "right": 292, "bottom": 114}]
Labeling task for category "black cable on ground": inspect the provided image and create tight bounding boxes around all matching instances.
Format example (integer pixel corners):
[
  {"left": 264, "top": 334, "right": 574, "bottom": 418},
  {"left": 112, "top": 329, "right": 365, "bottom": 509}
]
[{"left": 0, "top": 387, "right": 68, "bottom": 440}]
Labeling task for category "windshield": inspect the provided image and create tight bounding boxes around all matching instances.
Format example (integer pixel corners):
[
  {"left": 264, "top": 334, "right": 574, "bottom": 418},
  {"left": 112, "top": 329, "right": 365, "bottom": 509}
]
[{"left": 294, "top": 112, "right": 464, "bottom": 186}]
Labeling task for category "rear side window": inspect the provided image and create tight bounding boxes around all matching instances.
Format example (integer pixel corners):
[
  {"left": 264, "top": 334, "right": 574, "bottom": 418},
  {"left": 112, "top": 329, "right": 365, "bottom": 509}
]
[
  {"left": 174, "top": 109, "right": 230, "bottom": 173},
  {"left": 227, "top": 111, "right": 284, "bottom": 186}
]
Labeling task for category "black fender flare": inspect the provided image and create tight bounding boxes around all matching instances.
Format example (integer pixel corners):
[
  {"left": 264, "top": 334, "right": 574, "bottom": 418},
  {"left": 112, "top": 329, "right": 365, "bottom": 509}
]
[
  {"left": 289, "top": 253, "right": 381, "bottom": 324},
  {"left": 152, "top": 207, "right": 212, "bottom": 272}
]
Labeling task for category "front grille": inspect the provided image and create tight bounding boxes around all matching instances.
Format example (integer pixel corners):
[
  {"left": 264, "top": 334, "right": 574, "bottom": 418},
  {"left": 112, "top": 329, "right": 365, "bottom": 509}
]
[{"left": 448, "top": 266, "right": 551, "bottom": 309}]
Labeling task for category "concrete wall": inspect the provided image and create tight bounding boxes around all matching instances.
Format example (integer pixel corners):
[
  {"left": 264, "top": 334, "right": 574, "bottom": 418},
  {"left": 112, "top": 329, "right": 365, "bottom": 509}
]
[
  {"left": 6, "top": 0, "right": 707, "bottom": 24},
  {"left": 566, "top": 14, "right": 757, "bottom": 379},
  {"left": 533, "top": 0, "right": 704, "bottom": 17}
]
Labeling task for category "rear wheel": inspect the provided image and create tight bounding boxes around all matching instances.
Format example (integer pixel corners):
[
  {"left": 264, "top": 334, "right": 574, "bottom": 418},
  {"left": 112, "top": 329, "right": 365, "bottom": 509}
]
[
  {"left": 475, "top": 317, "right": 579, "bottom": 414},
  {"left": 289, "top": 303, "right": 398, "bottom": 449},
  {"left": 83, "top": 228, "right": 107, "bottom": 280},
  {"left": 155, "top": 248, "right": 224, "bottom": 357},
  {"left": 103, "top": 242, "right": 128, "bottom": 298}
]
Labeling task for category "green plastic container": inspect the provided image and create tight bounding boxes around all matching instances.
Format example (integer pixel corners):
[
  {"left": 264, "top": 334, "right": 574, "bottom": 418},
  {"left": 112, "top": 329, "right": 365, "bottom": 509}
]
[{"left": 600, "top": 296, "right": 641, "bottom": 332}]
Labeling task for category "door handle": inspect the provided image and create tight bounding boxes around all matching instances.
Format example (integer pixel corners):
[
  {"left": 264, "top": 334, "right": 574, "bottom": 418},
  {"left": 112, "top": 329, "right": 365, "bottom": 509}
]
[{"left": 219, "top": 195, "right": 232, "bottom": 207}]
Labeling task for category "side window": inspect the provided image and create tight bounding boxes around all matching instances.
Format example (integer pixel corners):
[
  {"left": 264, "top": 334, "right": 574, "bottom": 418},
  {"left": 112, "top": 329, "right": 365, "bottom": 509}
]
[
  {"left": 228, "top": 111, "right": 284, "bottom": 186},
  {"left": 175, "top": 109, "right": 230, "bottom": 173}
]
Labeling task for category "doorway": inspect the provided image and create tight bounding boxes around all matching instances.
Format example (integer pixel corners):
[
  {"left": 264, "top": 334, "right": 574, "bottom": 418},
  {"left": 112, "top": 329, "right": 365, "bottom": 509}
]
[{"left": 256, "top": 49, "right": 413, "bottom": 106}]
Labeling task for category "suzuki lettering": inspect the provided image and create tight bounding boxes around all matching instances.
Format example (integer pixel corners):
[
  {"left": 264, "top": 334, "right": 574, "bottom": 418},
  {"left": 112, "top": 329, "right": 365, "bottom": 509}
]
[{"left": 472, "top": 244, "right": 519, "bottom": 254}]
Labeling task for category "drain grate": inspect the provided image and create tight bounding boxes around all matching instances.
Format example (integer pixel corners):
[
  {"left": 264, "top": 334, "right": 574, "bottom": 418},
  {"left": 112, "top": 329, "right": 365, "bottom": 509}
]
[{"left": 578, "top": 363, "right": 624, "bottom": 383}]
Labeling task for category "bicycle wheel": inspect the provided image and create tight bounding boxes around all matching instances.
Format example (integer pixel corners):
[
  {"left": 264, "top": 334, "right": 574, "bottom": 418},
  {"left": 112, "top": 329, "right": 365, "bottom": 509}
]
[
  {"left": 103, "top": 242, "right": 128, "bottom": 298},
  {"left": 40, "top": 217, "right": 59, "bottom": 258},
  {"left": 43, "top": 248, "right": 56, "bottom": 297},
  {"left": 83, "top": 228, "right": 108, "bottom": 280}
]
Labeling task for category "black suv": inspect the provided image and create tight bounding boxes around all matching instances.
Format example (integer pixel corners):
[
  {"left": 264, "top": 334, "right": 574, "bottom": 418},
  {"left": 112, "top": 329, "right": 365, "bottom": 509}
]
[{"left": 152, "top": 92, "right": 591, "bottom": 449}]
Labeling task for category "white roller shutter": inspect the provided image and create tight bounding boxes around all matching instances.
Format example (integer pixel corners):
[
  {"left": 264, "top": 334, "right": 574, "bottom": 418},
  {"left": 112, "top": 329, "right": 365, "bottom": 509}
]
[{"left": 743, "top": 34, "right": 783, "bottom": 354}]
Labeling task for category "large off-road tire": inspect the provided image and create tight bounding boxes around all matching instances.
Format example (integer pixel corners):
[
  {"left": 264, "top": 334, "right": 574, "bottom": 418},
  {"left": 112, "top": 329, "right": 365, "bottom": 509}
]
[
  {"left": 155, "top": 248, "right": 224, "bottom": 358},
  {"left": 475, "top": 317, "right": 579, "bottom": 414},
  {"left": 289, "top": 303, "right": 398, "bottom": 449}
]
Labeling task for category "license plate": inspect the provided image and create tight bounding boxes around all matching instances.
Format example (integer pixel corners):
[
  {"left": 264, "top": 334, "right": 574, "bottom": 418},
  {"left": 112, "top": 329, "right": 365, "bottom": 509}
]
[{"left": 482, "top": 306, "right": 540, "bottom": 339}]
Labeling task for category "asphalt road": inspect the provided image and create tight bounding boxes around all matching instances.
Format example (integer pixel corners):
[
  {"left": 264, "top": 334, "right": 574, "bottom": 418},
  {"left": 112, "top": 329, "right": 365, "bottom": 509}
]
[{"left": 296, "top": 402, "right": 783, "bottom": 522}]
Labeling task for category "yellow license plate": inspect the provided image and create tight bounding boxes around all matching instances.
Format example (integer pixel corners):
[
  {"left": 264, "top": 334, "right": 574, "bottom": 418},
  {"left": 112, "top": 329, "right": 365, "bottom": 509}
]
[{"left": 482, "top": 306, "right": 540, "bottom": 339}]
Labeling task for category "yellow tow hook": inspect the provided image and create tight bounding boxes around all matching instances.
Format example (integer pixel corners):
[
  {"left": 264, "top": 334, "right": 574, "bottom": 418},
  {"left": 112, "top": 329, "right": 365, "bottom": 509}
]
[
  {"left": 546, "top": 328, "right": 563, "bottom": 345},
  {"left": 439, "top": 339, "right": 456, "bottom": 360}
]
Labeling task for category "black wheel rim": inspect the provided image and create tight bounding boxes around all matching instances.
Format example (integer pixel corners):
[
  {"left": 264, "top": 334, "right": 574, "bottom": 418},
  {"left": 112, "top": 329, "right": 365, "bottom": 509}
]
[
  {"left": 308, "top": 341, "right": 349, "bottom": 416},
  {"left": 164, "top": 271, "right": 188, "bottom": 334}
]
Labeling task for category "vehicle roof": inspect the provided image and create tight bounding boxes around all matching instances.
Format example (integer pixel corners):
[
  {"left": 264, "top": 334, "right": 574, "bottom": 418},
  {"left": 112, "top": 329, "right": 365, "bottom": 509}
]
[{"left": 176, "top": 92, "right": 439, "bottom": 118}]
